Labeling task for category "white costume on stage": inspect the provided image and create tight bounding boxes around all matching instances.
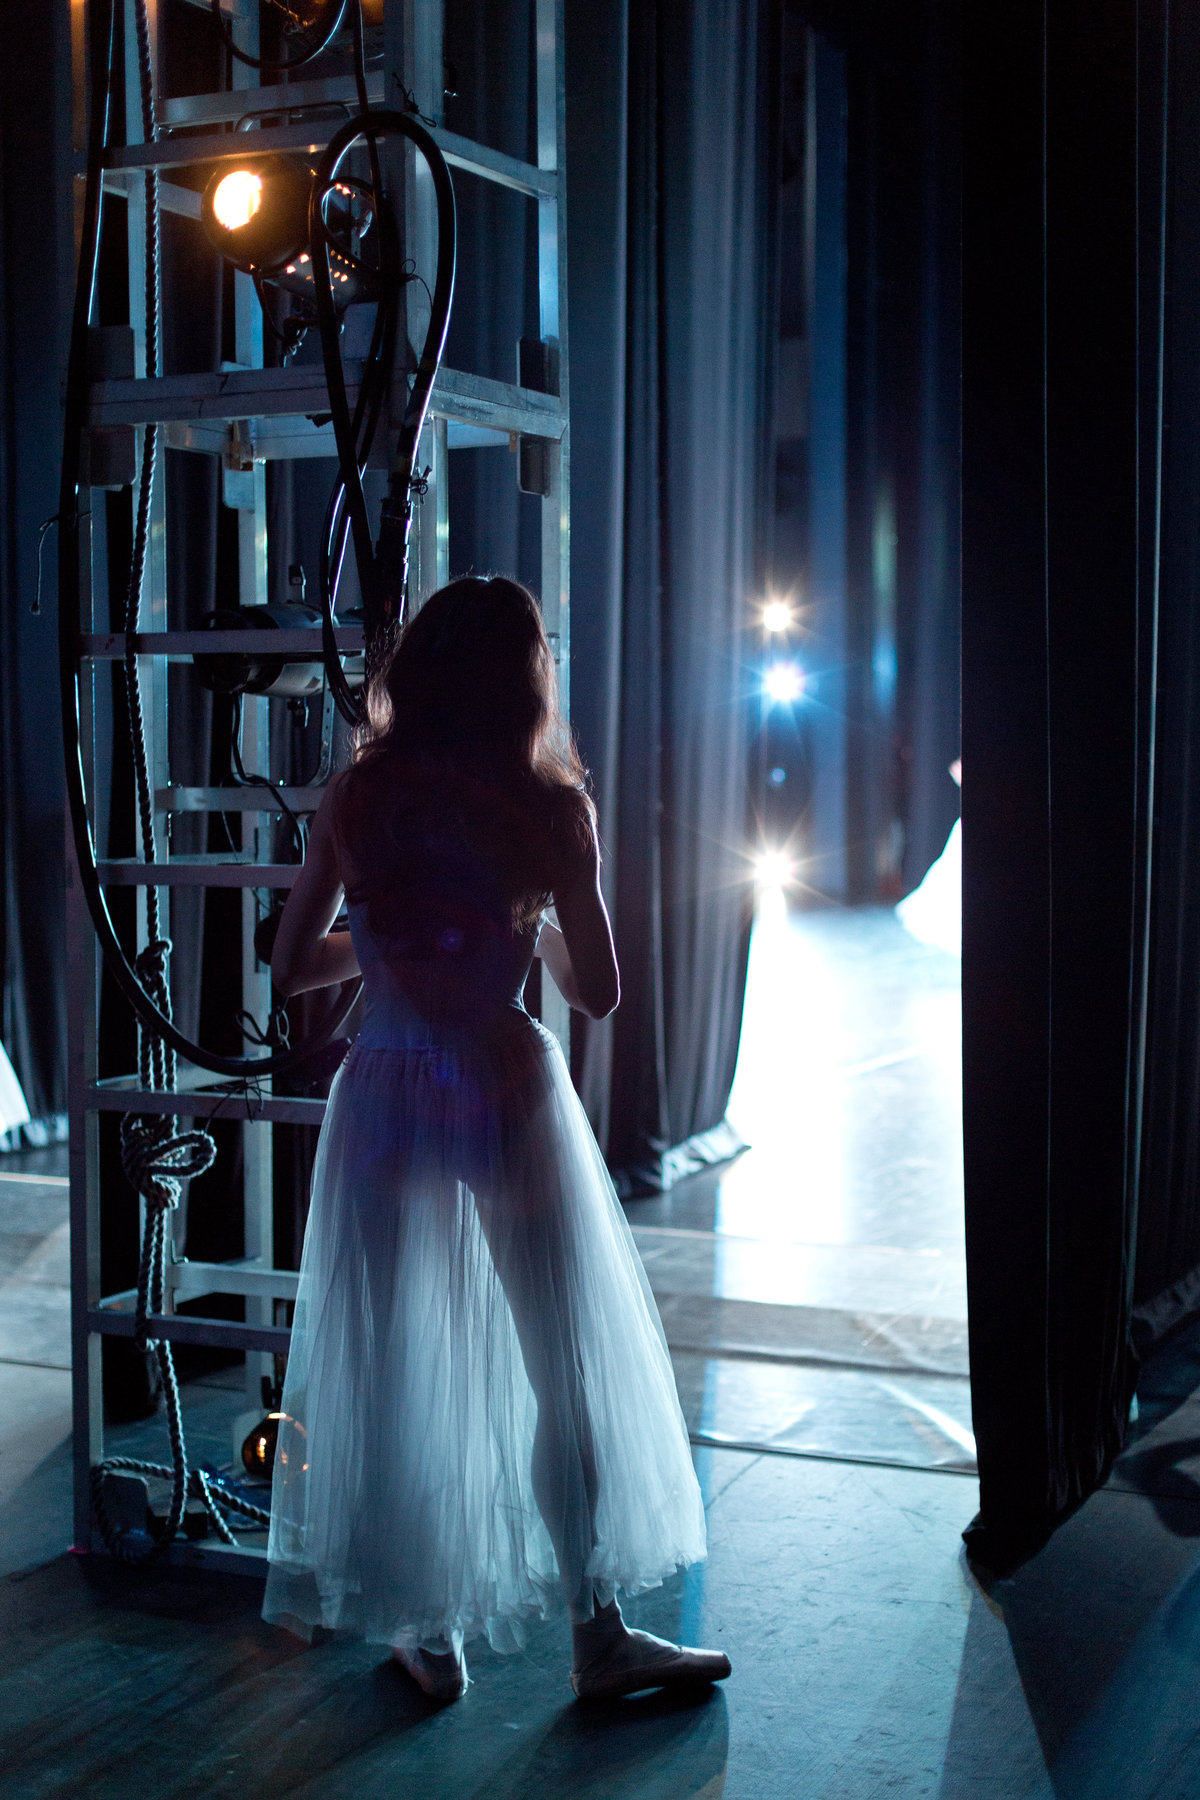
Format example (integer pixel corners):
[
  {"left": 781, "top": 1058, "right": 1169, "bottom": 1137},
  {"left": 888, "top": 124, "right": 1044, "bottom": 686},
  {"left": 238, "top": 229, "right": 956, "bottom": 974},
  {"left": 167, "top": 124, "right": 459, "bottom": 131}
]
[{"left": 263, "top": 904, "right": 705, "bottom": 1653}]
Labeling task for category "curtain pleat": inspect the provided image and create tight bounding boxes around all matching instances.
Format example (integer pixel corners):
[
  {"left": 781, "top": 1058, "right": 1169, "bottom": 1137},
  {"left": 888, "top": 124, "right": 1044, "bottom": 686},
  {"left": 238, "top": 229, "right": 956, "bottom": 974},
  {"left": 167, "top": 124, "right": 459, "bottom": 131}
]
[
  {"left": 566, "top": 0, "right": 775, "bottom": 1185},
  {"left": 961, "top": 0, "right": 1153, "bottom": 1567}
]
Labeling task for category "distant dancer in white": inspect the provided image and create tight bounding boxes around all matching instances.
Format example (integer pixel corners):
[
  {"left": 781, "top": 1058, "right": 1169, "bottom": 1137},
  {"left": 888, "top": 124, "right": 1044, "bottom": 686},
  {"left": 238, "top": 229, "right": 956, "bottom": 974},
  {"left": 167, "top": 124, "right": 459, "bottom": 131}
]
[
  {"left": 0, "top": 1040, "right": 30, "bottom": 1143},
  {"left": 896, "top": 758, "right": 962, "bottom": 958},
  {"left": 262, "top": 577, "right": 729, "bottom": 1702}
]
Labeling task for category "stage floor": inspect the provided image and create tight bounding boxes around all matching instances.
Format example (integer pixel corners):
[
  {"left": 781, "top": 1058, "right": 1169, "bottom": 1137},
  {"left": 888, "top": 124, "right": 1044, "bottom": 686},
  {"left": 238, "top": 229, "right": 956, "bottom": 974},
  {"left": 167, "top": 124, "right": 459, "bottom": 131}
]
[
  {"left": 626, "top": 899, "right": 971, "bottom": 1474},
  {"left": 9, "top": 914, "right": 1200, "bottom": 1793}
]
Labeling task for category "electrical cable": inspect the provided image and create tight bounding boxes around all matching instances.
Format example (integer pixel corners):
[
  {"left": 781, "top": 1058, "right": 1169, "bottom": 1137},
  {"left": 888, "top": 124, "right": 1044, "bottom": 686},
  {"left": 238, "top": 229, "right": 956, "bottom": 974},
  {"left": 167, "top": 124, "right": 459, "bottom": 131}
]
[
  {"left": 230, "top": 692, "right": 309, "bottom": 862},
  {"left": 310, "top": 108, "right": 455, "bottom": 693},
  {"left": 209, "top": 0, "right": 347, "bottom": 74},
  {"left": 58, "top": 0, "right": 360, "bottom": 1081}
]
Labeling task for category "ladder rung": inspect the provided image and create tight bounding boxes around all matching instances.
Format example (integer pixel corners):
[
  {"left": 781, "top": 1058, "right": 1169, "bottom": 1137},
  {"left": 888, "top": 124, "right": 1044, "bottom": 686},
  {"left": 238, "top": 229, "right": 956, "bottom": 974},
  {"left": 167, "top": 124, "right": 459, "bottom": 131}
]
[
  {"left": 156, "top": 787, "right": 324, "bottom": 813},
  {"left": 159, "top": 70, "right": 374, "bottom": 128},
  {"left": 101, "top": 119, "right": 339, "bottom": 173},
  {"left": 167, "top": 1260, "right": 301, "bottom": 1304},
  {"left": 101, "top": 170, "right": 202, "bottom": 219},
  {"left": 81, "top": 629, "right": 362, "bottom": 657},
  {"left": 89, "top": 362, "right": 566, "bottom": 439},
  {"left": 89, "top": 1303, "right": 291, "bottom": 1357},
  {"left": 97, "top": 860, "right": 300, "bottom": 888},
  {"left": 164, "top": 417, "right": 509, "bottom": 461},
  {"left": 437, "top": 126, "right": 556, "bottom": 199},
  {"left": 130, "top": 78, "right": 559, "bottom": 197},
  {"left": 86, "top": 1078, "right": 329, "bottom": 1127}
]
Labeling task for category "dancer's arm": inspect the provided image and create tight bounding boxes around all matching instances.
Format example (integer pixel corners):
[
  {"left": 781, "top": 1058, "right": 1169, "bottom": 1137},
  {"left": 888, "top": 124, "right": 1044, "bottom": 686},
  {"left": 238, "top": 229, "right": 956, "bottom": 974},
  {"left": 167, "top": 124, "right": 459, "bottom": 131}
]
[
  {"left": 542, "top": 825, "right": 620, "bottom": 1019},
  {"left": 270, "top": 781, "right": 362, "bottom": 997}
]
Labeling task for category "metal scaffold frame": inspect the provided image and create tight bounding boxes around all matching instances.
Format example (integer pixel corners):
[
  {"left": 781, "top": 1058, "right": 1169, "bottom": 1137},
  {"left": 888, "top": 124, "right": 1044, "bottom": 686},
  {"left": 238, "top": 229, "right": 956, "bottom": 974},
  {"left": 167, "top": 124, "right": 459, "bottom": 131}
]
[{"left": 67, "top": 0, "right": 570, "bottom": 1570}]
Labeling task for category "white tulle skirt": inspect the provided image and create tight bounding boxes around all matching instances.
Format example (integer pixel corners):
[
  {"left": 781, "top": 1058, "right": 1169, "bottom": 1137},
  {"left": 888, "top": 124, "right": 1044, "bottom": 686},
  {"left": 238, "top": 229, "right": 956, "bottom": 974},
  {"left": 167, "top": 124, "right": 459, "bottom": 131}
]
[
  {"left": 263, "top": 1008, "right": 706, "bottom": 1653},
  {"left": 896, "top": 817, "right": 961, "bottom": 957}
]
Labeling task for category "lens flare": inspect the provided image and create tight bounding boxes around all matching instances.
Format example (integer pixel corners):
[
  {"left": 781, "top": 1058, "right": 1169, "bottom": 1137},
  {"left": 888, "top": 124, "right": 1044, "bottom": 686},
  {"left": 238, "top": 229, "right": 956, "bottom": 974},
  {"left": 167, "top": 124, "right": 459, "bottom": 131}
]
[
  {"left": 754, "top": 848, "right": 795, "bottom": 888},
  {"left": 212, "top": 170, "right": 263, "bottom": 232},
  {"left": 763, "top": 660, "right": 805, "bottom": 704},
  {"left": 762, "top": 598, "right": 794, "bottom": 634}
]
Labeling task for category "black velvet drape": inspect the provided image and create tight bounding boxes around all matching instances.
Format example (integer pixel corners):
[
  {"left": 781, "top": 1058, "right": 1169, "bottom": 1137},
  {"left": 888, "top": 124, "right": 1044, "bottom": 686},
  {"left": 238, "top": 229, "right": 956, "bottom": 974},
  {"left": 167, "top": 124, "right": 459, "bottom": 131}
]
[
  {"left": 841, "top": 3, "right": 961, "bottom": 899},
  {"left": 565, "top": 0, "right": 776, "bottom": 1184},
  {"left": 0, "top": 0, "right": 74, "bottom": 1133},
  {"left": 961, "top": 0, "right": 1155, "bottom": 1566},
  {"left": 1131, "top": 3, "right": 1200, "bottom": 1344}
]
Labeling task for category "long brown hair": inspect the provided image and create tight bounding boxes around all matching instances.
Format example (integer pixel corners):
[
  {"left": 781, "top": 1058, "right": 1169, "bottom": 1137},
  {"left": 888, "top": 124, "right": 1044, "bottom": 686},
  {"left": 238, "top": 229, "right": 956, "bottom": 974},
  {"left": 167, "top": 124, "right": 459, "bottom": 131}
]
[{"left": 335, "top": 577, "right": 594, "bottom": 936}]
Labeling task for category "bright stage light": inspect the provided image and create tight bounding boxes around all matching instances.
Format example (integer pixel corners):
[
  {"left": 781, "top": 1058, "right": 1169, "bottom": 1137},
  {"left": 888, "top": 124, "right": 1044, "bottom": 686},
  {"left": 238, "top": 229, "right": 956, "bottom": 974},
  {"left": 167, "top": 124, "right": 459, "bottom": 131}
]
[
  {"left": 754, "top": 848, "right": 795, "bottom": 888},
  {"left": 762, "top": 598, "right": 795, "bottom": 634},
  {"left": 763, "top": 660, "right": 805, "bottom": 704},
  {"left": 202, "top": 159, "right": 320, "bottom": 292},
  {"left": 212, "top": 169, "right": 262, "bottom": 232}
]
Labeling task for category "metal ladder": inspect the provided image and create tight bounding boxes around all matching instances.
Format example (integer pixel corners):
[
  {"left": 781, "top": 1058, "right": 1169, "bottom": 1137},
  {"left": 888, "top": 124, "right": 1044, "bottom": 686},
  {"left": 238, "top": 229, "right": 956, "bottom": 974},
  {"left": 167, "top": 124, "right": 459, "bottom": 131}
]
[{"left": 68, "top": 0, "right": 570, "bottom": 1569}]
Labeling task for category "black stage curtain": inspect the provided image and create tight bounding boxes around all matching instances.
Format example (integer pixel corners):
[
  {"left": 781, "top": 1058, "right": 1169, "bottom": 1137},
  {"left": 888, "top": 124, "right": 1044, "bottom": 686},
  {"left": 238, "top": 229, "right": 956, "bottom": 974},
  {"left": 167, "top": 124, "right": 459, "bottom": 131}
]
[
  {"left": 565, "top": 0, "right": 777, "bottom": 1184},
  {"left": 840, "top": 3, "right": 961, "bottom": 900},
  {"left": 961, "top": 0, "right": 1158, "bottom": 1567},
  {"left": 0, "top": 2, "right": 75, "bottom": 1132},
  {"left": 1130, "top": 4, "right": 1200, "bottom": 1346}
]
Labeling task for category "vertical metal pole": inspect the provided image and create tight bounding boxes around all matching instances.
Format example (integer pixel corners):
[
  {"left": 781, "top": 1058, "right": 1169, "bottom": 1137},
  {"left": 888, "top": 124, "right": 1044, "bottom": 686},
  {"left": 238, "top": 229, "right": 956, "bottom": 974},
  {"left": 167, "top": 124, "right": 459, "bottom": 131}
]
[
  {"left": 230, "top": 0, "right": 274, "bottom": 1408},
  {"left": 431, "top": 412, "right": 450, "bottom": 592},
  {"left": 536, "top": 0, "right": 571, "bottom": 1053},
  {"left": 71, "top": 0, "right": 100, "bottom": 1562},
  {"left": 70, "top": 522, "right": 104, "bottom": 1552}
]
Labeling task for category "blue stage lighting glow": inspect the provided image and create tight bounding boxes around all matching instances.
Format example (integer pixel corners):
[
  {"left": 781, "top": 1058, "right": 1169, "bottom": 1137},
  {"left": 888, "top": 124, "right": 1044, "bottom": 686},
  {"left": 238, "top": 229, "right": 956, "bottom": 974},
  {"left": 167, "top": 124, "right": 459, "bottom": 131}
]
[{"left": 763, "top": 660, "right": 805, "bottom": 704}]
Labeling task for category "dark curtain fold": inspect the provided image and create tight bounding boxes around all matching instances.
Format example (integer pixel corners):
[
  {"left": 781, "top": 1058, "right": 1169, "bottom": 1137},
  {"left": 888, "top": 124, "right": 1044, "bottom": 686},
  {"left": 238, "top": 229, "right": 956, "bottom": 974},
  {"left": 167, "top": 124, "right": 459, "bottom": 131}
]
[
  {"left": 961, "top": 0, "right": 1153, "bottom": 1566},
  {"left": 1131, "top": 2, "right": 1200, "bottom": 1342},
  {"left": 0, "top": 0, "right": 74, "bottom": 1131},
  {"left": 566, "top": 0, "right": 776, "bottom": 1185},
  {"left": 839, "top": 2, "right": 962, "bottom": 902}
]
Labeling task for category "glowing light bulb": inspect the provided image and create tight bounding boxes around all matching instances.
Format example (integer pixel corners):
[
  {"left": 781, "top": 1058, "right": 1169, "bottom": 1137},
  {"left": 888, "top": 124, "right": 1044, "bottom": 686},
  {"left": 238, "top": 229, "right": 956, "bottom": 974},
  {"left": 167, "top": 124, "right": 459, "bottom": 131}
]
[
  {"left": 762, "top": 598, "right": 794, "bottom": 634},
  {"left": 755, "top": 848, "right": 794, "bottom": 888},
  {"left": 212, "top": 169, "right": 263, "bottom": 232},
  {"left": 763, "top": 660, "right": 805, "bottom": 704}
]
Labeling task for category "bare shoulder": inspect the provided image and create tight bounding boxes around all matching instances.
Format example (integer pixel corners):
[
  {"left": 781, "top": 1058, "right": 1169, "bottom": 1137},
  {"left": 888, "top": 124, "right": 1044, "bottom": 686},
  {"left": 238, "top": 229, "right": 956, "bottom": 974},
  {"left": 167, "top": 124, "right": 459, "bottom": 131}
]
[{"left": 549, "top": 785, "right": 599, "bottom": 883}]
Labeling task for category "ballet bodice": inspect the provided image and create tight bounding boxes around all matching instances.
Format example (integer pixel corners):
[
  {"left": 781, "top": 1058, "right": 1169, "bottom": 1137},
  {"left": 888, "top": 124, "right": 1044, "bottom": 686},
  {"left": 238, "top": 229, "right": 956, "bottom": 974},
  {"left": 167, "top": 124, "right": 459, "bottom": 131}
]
[{"left": 348, "top": 899, "right": 541, "bottom": 1049}]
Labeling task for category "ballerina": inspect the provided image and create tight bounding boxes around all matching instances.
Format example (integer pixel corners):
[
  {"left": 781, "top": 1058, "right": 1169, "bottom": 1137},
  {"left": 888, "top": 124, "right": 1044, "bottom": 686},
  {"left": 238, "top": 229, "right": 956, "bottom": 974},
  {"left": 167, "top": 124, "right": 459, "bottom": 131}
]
[{"left": 262, "top": 575, "right": 730, "bottom": 1703}]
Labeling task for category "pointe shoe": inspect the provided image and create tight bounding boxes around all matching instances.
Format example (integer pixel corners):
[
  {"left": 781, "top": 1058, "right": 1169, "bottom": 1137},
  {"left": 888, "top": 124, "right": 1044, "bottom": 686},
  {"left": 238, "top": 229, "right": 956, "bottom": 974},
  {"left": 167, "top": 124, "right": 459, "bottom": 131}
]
[
  {"left": 392, "top": 1638, "right": 468, "bottom": 1702},
  {"left": 571, "top": 1637, "right": 732, "bottom": 1701}
]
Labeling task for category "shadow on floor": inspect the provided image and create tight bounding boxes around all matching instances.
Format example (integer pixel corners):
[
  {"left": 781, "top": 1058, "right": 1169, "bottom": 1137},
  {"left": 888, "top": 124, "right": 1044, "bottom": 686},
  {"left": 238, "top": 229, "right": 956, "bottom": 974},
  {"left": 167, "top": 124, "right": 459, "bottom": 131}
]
[
  {"left": 940, "top": 1319, "right": 1200, "bottom": 1800},
  {"left": 0, "top": 1552, "right": 728, "bottom": 1800}
]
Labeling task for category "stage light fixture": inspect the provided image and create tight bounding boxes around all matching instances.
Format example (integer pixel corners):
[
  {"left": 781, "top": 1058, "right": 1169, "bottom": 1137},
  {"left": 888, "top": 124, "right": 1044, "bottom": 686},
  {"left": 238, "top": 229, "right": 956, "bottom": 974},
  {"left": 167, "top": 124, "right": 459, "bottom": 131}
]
[
  {"left": 763, "top": 660, "right": 805, "bottom": 704},
  {"left": 211, "top": 168, "right": 263, "bottom": 232},
  {"left": 193, "top": 602, "right": 365, "bottom": 700},
  {"left": 202, "top": 159, "right": 311, "bottom": 278},
  {"left": 241, "top": 1411, "right": 288, "bottom": 1479},
  {"left": 201, "top": 162, "right": 378, "bottom": 303},
  {"left": 761, "top": 598, "right": 795, "bottom": 634}
]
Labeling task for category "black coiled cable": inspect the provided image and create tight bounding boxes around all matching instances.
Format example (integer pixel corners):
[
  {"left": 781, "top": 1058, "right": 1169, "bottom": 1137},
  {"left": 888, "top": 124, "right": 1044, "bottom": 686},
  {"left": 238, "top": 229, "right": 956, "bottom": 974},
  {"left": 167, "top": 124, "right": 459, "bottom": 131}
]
[{"left": 58, "top": 0, "right": 361, "bottom": 1081}]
